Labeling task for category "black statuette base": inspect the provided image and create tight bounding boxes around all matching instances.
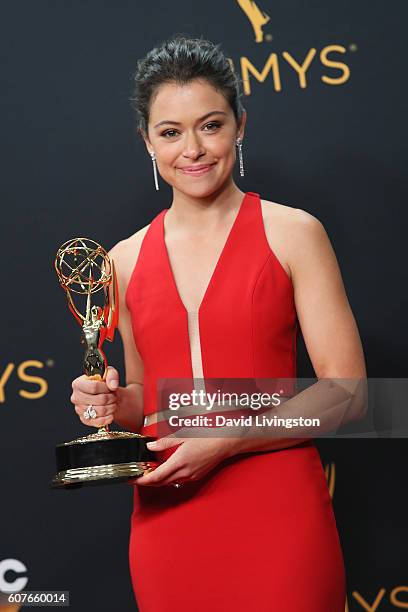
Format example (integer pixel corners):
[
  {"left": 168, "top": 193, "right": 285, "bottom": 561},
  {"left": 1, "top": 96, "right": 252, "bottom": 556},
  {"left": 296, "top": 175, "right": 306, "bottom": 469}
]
[{"left": 51, "top": 432, "right": 159, "bottom": 489}]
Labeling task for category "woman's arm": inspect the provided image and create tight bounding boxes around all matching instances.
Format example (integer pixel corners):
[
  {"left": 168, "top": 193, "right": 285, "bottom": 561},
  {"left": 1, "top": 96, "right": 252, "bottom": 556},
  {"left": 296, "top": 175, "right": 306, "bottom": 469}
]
[
  {"left": 115, "top": 382, "right": 144, "bottom": 434},
  {"left": 291, "top": 209, "right": 366, "bottom": 380},
  {"left": 225, "top": 208, "right": 367, "bottom": 457}
]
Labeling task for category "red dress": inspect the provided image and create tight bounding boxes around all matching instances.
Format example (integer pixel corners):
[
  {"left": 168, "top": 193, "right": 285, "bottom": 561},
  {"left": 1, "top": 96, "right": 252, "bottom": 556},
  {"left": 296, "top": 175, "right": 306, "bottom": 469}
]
[{"left": 125, "top": 191, "right": 346, "bottom": 611}]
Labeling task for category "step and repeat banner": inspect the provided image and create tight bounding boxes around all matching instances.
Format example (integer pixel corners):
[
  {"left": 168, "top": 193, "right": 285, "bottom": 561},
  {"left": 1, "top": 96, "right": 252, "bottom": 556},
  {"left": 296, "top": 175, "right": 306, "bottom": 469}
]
[{"left": 1, "top": 1, "right": 406, "bottom": 610}]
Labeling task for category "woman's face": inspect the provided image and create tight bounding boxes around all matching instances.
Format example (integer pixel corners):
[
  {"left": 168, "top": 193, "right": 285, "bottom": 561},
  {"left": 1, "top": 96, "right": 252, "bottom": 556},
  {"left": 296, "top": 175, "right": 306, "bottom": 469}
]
[{"left": 143, "top": 78, "right": 246, "bottom": 197}]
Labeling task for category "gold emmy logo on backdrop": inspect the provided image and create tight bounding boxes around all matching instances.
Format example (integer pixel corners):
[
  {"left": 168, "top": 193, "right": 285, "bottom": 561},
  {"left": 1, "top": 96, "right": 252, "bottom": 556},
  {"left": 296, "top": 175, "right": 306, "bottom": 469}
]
[
  {"left": 236, "top": 0, "right": 271, "bottom": 43},
  {"left": 0, "top": 360, "right": 48, "bottom": 404},
  {"left": 50, "top": 238, "right": 158, "bottom": 489},
  {"left": 233, "top": 0, "right": 351, "bottom": 95}
]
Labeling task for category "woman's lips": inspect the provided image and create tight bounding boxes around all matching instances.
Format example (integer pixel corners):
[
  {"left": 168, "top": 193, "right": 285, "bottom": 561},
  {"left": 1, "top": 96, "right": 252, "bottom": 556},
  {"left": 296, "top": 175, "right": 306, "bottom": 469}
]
[{"left": 178, "top": 164, "right": 215, "bottom": 176}]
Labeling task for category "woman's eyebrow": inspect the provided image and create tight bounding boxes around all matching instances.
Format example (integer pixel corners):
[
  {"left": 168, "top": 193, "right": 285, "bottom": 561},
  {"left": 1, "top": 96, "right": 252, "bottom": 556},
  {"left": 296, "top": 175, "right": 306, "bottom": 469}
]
[{"left": 154, "top": 110, "right": 227, "bottom": 129}]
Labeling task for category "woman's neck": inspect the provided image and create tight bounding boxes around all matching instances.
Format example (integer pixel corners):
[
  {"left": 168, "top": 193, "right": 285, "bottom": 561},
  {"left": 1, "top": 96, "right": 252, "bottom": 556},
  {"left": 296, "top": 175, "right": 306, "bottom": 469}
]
[{"left": 168, "top": 180, "right": 246, "bottom": 230}]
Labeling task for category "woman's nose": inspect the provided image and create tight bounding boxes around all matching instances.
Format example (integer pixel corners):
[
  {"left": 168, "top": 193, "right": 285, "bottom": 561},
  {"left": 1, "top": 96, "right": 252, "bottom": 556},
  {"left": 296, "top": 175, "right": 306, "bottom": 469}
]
[{"left": 182, "top": 131, "right": 205, "bottom": 158}]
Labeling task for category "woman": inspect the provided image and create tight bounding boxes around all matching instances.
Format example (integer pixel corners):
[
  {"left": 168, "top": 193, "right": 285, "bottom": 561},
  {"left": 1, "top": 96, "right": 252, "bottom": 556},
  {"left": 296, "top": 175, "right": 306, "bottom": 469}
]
[{"left": 71, "top": 35, "right": 366, "bottom": 611}]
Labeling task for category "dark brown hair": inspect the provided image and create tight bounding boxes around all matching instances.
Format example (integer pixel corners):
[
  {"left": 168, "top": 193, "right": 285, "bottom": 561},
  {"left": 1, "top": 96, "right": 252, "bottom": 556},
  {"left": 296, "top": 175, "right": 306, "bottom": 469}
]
[{"left": 129, "top": 34, "right": 245, "bottom": 137}]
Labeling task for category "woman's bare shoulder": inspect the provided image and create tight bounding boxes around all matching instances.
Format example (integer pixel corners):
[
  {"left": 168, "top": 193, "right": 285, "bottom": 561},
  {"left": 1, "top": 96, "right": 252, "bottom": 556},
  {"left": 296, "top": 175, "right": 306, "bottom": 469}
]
[
  {"left": 108, "top": 223, "right": 151, "bottom": 289},
  {"left": 260, "top": 199, "right": 324, "bottom": 280},
  {"left": 261, "top": 198, "right": 321, "bottom": 226}
]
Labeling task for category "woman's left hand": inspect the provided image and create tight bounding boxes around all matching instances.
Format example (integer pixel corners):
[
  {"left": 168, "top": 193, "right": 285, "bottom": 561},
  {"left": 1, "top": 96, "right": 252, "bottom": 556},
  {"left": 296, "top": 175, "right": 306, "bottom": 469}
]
[{"left": 134, "top": 436, "right": 236, "bottom": 487}]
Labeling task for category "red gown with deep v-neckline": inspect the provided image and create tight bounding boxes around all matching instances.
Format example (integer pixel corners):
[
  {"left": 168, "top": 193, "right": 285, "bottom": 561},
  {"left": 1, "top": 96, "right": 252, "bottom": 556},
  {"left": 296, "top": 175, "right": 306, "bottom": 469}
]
[{"left": 125, "top": 191, "right": 346, "bottom": 611}]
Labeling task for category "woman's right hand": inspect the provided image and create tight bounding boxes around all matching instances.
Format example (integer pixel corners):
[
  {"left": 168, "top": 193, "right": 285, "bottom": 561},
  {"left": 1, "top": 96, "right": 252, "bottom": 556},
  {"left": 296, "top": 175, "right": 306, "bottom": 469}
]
[{"left": 70, "top": 366, "right": 120, "bottom": 428}]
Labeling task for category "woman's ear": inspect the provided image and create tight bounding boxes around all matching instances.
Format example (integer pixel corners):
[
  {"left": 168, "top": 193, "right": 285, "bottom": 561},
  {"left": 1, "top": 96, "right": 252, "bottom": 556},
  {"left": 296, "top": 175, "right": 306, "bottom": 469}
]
[
  {"left": 237, "top": 110, "right": 247, "bottom": 141},
  {"left": 140, "top": 128, "right": 153, "bottom": 156}
]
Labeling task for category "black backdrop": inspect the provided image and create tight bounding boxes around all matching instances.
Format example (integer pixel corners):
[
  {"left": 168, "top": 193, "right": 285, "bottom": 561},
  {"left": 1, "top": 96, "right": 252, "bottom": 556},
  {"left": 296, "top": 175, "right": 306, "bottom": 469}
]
[{"left": 1, "top": 1, "right": 407, "bottom": 610}]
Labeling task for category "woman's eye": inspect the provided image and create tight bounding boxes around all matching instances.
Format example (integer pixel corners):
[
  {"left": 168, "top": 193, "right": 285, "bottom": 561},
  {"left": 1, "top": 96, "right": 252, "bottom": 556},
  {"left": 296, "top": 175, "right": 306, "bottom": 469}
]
[
  {"left": 161, "top": 122, "right": 221, "bottom": 138},
  {"left": 162, "top": 130, "right": 178, "bottom": 138},
  {"left": 203, "top": 122, "right": 221, "bottom": 131}
]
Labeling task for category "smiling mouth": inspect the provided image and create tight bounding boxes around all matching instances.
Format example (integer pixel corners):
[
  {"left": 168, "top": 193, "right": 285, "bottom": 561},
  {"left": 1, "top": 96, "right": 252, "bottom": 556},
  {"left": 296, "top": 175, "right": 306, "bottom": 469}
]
[{"left": 178, "top": 164, "right": 216, "bottom": 175}]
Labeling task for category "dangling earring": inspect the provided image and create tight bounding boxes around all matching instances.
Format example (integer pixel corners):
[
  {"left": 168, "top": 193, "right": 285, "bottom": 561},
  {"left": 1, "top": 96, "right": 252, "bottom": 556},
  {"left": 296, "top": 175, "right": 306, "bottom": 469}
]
[
  {"left": 150, "top": 151, "right": 159, "bottom": 191},
  {"left": 236, "top": 138, "right": 245, "bottom": 177}
]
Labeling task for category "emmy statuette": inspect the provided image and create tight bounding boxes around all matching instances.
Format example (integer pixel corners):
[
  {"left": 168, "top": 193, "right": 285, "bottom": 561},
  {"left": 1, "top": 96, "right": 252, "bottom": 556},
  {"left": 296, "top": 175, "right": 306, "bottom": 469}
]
[{"left": 51, "top": 238, "right": 159, "bottom": 489}]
